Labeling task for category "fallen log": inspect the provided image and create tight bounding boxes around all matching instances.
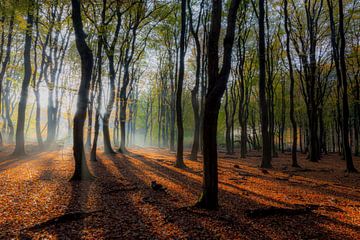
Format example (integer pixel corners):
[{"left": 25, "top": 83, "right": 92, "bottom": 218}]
[{"left": 245, "top": 205, "right": 317, "bottom": 218}]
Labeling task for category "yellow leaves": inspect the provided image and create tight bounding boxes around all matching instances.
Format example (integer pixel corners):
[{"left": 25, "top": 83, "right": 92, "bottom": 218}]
[{"left": 15, "top": 14, "right": 28, "bottom": 31}]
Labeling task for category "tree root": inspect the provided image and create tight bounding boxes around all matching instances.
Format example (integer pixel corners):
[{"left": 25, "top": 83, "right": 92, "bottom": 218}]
[
  {"left": 103, "top": 186, "right": 138, "bottom": 194},
  {"left": 22, "top": 209, "right": 103, "bottom": 232}
]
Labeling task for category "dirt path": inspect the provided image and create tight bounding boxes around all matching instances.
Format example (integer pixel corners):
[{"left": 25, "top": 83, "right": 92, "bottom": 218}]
[{"left": 0, "top": 146, "right": 359, "bottom": 239}]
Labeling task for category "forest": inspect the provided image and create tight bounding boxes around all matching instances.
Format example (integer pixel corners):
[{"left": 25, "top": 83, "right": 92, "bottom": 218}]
[{"left": 0, "top": 0, "right": 359, "bottom": 239}]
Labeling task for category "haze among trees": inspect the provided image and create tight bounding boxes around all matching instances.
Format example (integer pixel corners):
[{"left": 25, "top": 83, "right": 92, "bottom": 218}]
[{"left": 0, "top": 0, "right": 359, "bottom": 239}]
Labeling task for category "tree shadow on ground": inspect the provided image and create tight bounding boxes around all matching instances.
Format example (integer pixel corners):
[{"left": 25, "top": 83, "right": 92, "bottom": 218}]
[{"left": 109, "top": 150, "right": 360, "bottom": 239}]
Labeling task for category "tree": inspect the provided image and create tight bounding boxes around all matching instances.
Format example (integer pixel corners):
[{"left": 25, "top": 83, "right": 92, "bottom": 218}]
[
  {"left": 0, "top": 13, "right": 14, "bottom": 147},
  {"left": 90, "top": 0, "right": 106, "bottom": 162},
  {"left": 70, "top": 0, "right": 94, "bottom": 181},
  {"left": 13, "top": 1, "right": 34, "bottom": 156},
  {"left": 188, "top": 0, "right": 204, "bottom": 160},
  {"left": 102, "top": 1, "right": 122, "bottom": 154},
  {"left": 338, "top": 0, "right": 357, "bottom": 172},
  {"left": 284, "top": 0, "right": 300, "bottom": 168},
  {"left": 258, "top": 0, "right": 272, "bottom": 168},
  {"left": 196, "top": 0, "right": 240, "bottom": 210},
  {"left": 175, "top": 0, "right": 187, "bottom": 168}
]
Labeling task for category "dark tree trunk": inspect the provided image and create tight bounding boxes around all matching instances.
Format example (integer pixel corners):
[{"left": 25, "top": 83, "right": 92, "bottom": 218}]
[
  {"left": 86, "top": 59, "right": 98, "bottom": 150},
  {"left": 354, "top": 78, "right": 360, "bottom": 156},
  {"left": 188, "top": 0, "right": 203, "bottom": 161},
  {"left": 70, "top": 0, "right": 94, "bottom": 181},
  {"left": 196, "top": 0, "right": 240, "bottom": 210},
  {"left": 175, "top": 0, "right": 187, "bottom": 168},
  {"left": 13, "top": 3, "right": 34, "bottom": 156},
  {"left": 338, "top": 0, "right": 357, "bottom": 172},
  {"left": 258, "top": 0, "right": 272, "bottom": 168},
  {"left": 119, "top": 79, "right": 128, "bottom": 153},
  {"left": 225, "top": 89, "right": 232, "bottom": 154},
  {"left": 299, "top": 125, "right": 303, "bottom": 153},
  {"left": 280, "top": 79, "right": 285, "bottom": 154},
  {"left": 284, "top": 0, "right": 298, "bottom": 167},
  {"left": 91, "top": 24, "right": 105, "bottom": 162},
  {"left": 319, "top": 106, "right": 327, "bottom": 154}
]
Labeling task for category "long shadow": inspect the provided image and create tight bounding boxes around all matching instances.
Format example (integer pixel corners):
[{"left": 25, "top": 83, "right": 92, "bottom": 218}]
[
  {"left": 0, "top": 144, "right": 66, "bottom": 172},
  {"left": 53, "top": 181, "right": 92, "bottom": 239},
  {"left": 105, "top": 152, "right": 272, "bottom": 239},
  {"left": 128, "top": 151, "right": 202, "bottom": 175},
  {"left": 123, "top": 151, "right": 301, "bottom": 209},
  {"left": 82, "top": 155, "right": 159, "bottom": 238},
  {"left": 9, "top": 147, "right": 359, "bottom": 239},
  {"left": 193, "top": 154, "right": 360, "bottom": 203},
  {"left": 117, "top": 150, "right": 360, "bottom": 239}
]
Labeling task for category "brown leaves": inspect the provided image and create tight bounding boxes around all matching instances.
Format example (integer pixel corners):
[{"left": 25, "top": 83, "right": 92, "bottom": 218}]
[{"left": 0, "top": 146, "right": 359, "bottom": 239}]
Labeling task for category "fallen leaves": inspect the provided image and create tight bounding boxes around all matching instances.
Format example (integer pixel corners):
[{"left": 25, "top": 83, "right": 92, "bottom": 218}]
[{"left": 0, "top": 146, "right": 359, "bottom": 239}]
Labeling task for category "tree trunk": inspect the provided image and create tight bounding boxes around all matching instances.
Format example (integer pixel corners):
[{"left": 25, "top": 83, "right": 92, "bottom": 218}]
[
  {"left": 196, "top": 0, "right": 240, "bottom": 210},
  {"left": 13, "top": 3, "right": 34, "bottom": 156},
  {"left": 103, "top": 55, "right": 116, "bottom": 154},
  {"left": 188, "top": 0, "right": 203, "bottom": 160},
  {"left": 338, "top": 0, "right": 357, "bottom": 172},
  {"left": 90, "top": 20, "right": 105, "bottom": 162},
  {"left": 284, "top": 0, "right": 298, "bottom": 167},
  {"left": 0, "top": 15, "right": 14, "bottom": 146},
  {"left": 70, "top": 0, "right": 94, "bottom": 181},
  {"left": 258, "top": 0, "right": 272, "bottom": 168},
  {"left": 175, "top": 0, "right": 187, "bottom": 168}
]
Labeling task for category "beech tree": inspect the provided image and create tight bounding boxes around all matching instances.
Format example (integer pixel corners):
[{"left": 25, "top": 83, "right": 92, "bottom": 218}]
[
  {"left": 13, "top": 1, "right": 34, "bottom": 156},
  {"left": 70, "top": 0, "right": 94, "bottom": 181},
  {"left": 196, "top": 0, "right": 240, "bottom": 210}
]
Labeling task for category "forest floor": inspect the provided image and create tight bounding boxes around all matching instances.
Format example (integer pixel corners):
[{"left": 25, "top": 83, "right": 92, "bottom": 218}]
[{"left": 0, "top": 145, "right": 359, "bottom": 240}]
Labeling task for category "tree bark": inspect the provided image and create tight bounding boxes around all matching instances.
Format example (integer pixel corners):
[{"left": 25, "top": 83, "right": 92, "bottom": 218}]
[
  {"left": 196, "top": 0, "right": 240, "bottom": 210},
  {"left": 338, "top": 0, "right": 357, "bottom": 172},
  {"left": 13, "top": 2, "right": 34, "bottom": 156},
  {"left": 188, "top": 0, "right": 203, "bottom": 160},
  {"left": 175, "top": 0, "right": 187, "bottom": 168},
  {"left": 70, "top": 0, "right": 94, "bottom": 181},
  {"left": 258, "top": 0, "right": 272, "bottom": 168},
  {"left": 284, "top": 0, "right": 299, "bottom": 167},
  {"left": 0, "top": 15, "right": 14, "bottom": 146}
]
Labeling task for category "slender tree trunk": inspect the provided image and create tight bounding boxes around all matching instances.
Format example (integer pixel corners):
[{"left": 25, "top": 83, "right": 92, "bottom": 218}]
[
  {"left": 13, "top": 3, "right": 34, "bottom": 156},
  {"left": 175, "top": 0, "right": 187, "bottom": 168},
  {"left": 188, "top": 0, "right": 203, "bottom": 160},
  {"left": 0, "top": 15, "right": 14, "bottom": 146},
  {"left": 70, "top": 0, "right": 94, "bottom": 180},
  {"left": 103, "top": 55, "right": 116, "bottom": 154},
  {"left": 91, "top": 33, "right": 104, "bottom": 162},
  {"left": 284, "top": 0, "right": 298, "bottom": 167},
  {"left": 258, "top": 0, "right": 272, "bottom": 168},
  {"left": 225, "top": 89, "right": 232, "bottom": 154},
  {"left": 338, "top": 0, "right": 357, "bottom": 172}
]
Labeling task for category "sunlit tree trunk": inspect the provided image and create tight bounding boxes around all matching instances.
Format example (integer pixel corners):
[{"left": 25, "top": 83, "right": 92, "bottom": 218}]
[{"left": 0, "top": 15, "right": 14, "bottom": 146}]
